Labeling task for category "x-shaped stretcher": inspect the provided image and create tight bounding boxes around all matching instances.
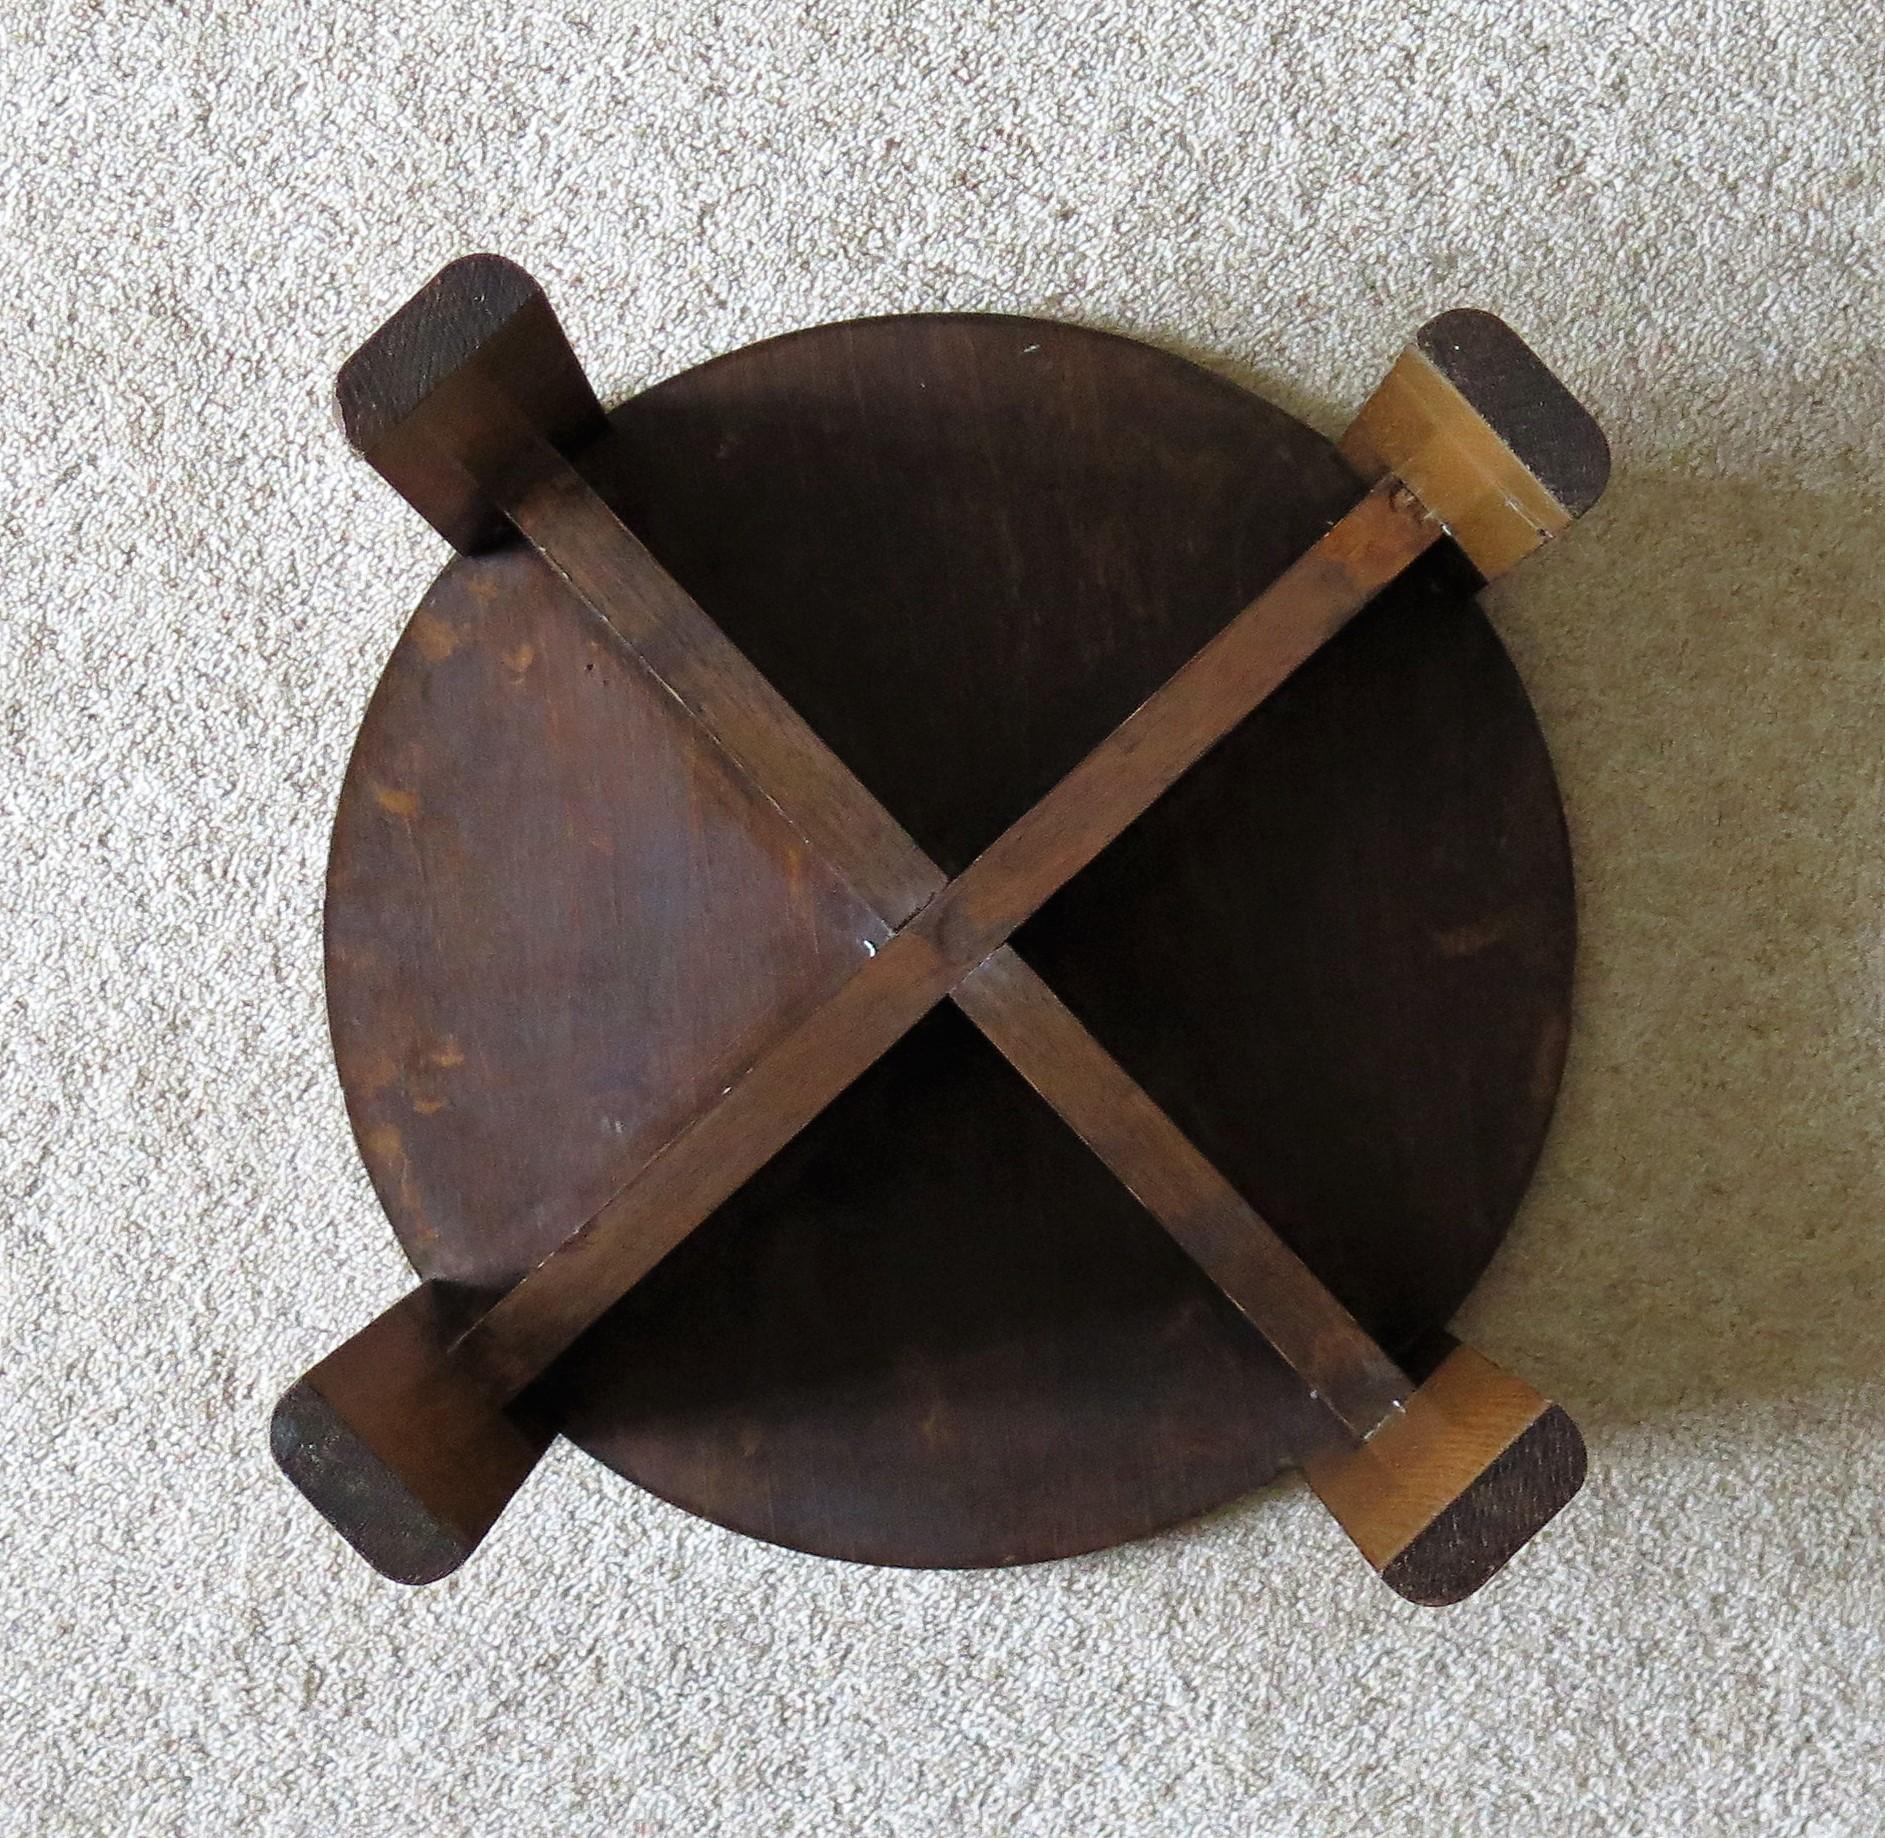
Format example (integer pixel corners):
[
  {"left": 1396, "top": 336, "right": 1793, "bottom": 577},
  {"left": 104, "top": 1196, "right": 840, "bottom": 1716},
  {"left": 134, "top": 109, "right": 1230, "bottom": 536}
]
[{"left": 274, "top": 257, "right": 1608, "bottom": 1603}]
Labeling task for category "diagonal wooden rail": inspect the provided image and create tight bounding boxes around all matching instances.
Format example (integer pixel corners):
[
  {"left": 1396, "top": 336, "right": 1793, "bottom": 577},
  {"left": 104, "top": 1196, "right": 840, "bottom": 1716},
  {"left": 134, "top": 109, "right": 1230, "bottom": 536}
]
[
  {"left": 464, "top": 447, "right": 1434, "bottom": 1413},
  {"left": 275, "top": 257, "right": 1606, "bottom": 1602}
]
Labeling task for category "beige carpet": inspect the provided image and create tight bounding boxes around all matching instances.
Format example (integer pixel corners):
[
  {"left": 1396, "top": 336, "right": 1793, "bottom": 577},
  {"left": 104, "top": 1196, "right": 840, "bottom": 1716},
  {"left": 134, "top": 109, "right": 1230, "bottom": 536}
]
[{"left": 4, "top": 2, "right": 1882, "bottom": 1833}]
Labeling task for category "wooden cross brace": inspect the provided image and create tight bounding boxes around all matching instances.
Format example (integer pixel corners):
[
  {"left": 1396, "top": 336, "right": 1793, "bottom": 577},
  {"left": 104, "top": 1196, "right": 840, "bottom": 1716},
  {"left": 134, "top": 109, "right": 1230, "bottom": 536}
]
[{"left": 274, "top": 257, "right": 1609, "bottom": 1603}]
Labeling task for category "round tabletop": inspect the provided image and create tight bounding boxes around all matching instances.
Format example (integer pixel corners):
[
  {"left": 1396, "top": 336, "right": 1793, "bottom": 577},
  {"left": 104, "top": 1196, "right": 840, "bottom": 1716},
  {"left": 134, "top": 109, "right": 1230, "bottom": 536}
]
[{"left": 325, "top": 313, "right": 1574, "bottom": 1567}]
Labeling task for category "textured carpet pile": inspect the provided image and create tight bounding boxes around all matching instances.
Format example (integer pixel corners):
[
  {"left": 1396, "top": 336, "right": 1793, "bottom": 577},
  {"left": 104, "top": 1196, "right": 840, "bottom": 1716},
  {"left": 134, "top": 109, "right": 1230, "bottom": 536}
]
[{"left": 2, "top": 4, "right": 1881, "bottom": 1833}]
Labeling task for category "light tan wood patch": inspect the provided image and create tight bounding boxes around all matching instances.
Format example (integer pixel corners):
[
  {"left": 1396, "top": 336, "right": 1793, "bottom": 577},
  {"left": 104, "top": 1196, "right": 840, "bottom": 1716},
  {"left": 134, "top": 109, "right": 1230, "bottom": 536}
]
[
  {"left": 1303, "top": 1345, "right": 1550, "bottom": 1568},
  {"left": 1340, "top": 348, "right": 1572, "bottom": 579}
]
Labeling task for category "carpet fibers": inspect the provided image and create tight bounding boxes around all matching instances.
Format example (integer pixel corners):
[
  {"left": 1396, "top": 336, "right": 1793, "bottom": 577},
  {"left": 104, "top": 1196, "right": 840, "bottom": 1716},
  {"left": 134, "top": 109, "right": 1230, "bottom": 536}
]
[{"left": 2, "top": 3, "right": 1881, "bottom": 1833}]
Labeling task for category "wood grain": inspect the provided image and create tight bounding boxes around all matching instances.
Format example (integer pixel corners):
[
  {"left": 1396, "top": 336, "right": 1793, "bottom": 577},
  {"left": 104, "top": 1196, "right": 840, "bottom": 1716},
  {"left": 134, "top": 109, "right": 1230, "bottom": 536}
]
[
  {"left": 328, "top": 312, "right": 1578, "bottom": 1566},
  {"left": 272, "top": 1281, "right": 554, "bottom": 1583},
  {"left": 336, "top": 257, "right": 606, "bottom": 553},
  {"left": 504, "top": 451, "right": 942, "bottom": 926},
  {"left": 952, "top": 954, "right": 1407, "bottom": 1434},
  {"left": 452, "top": 481, "right": 1439, "bottom": 1400},
  {"left": 1340, "top": 309, "right": 1610, "bottom": 579},
  {"left": 1304, "top": 1340, "right": 1588, "bottom": 1604},
  {"left": 497, "top": 449, "right": 1409, "bottom": 1435}
]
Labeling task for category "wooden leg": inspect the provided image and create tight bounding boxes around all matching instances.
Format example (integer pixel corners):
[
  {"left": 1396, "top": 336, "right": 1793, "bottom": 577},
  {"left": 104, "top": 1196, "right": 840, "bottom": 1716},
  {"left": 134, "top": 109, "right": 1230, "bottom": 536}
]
[
  {"left": 270, "top": 1282, "right": 553, "bottom": 1584},
  {"left": 1304, "top": 1341, "right": 1587, "bottom": 1605}
]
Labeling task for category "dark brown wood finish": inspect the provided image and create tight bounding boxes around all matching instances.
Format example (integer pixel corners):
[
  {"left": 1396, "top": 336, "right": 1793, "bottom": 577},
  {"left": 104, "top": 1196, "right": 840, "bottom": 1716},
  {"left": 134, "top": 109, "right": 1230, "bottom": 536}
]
[
  {"left": 502, "top": 452, "right": 940, "bottom": 927},
  {"left": 270, "top": 1281, "right": 555, "bottom": 1582},
  {"left": 487, "top": 448, "right": 1411, "bottom": 1435},
  {"left": 322, "top": 306, "right": 1580, "bottom": 1570},
  {"left": 1382, "top": 1408, "right": 1587, "bottom": 1603},
  {"left": 455, "top": 478, "right": 1440, "bottom": 1399},
  {"left": 336, "top": 261, "right": 607, "bottom": 553}
]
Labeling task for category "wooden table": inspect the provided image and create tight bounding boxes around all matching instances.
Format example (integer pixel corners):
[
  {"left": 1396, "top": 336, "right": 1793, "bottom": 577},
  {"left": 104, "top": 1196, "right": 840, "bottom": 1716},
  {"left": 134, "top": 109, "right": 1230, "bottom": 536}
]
[{"left": 324, "top": 312, "right": 1575, "bottom": 1568}]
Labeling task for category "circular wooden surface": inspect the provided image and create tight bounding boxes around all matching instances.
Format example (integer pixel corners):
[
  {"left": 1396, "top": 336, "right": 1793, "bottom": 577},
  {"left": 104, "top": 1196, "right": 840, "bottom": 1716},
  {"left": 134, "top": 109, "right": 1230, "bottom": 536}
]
[{"left": 326, "top": 314, "right": 1575, "bottom": 1568}]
